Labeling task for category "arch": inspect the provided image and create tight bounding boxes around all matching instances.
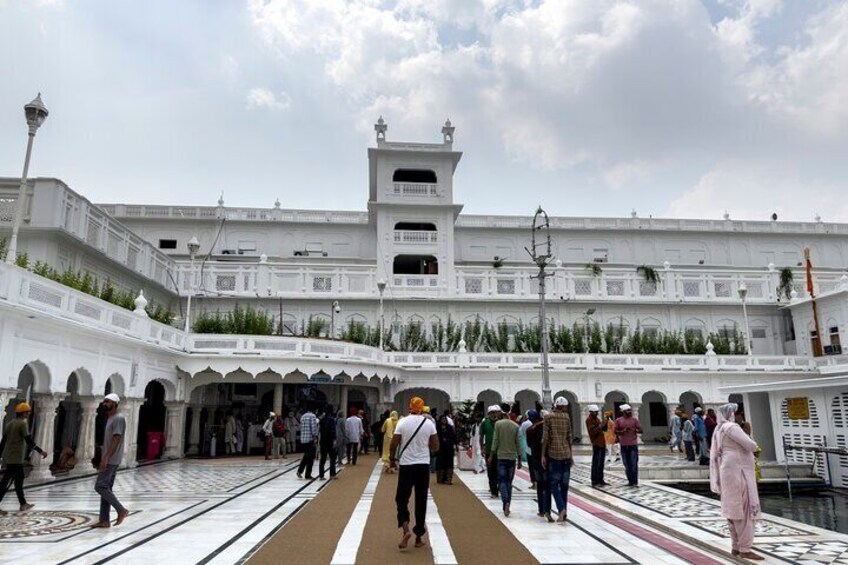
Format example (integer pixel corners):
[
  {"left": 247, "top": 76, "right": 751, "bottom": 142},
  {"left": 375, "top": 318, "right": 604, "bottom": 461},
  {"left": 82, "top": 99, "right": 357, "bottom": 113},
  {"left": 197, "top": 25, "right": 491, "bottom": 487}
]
[
  {"left": 679, "top": 391, "right": 702, "bottom": 416},
  {"left": 476, "top": 389, "right": 501, "bottom": 410},
  {"left": 408, "top": 313, "right": 425, "bottom": 326},
  {"left": 514, "top": 389, "right": 540, "bottom": 414},
  {"left": 640, "top": 390, "right": 668, "bottom": 442},
  {"left": 639, "top": 317, "right": 662, "bottom": 329},
  {"left": 553, "top": 390, "right": 581, "bottom": 441},
  {"left": 392, "top": 168, "right": 437, "bottom": 183},
  {"left": 18, "top": 361, "right": 51, "bottom": 395},
  {"left": 604, "top": 390, "right": 628, "bottom": 419},
  {"left": 280, "top": 313, "right": 297, "bottom": 336},
  {"left": 105, "top": 373, "right": 126, "bottom": 397},
  {"left": 394, "top": 221, "right": 437, "bottom": 231},
  {"left": 137, "top": 381, "right": 167, "bottom": 461},
  {"left": 394, "top": 387, "right": 451, "bottom": 415},
  {"left": 68, "top": 368, "right": 93, "bottom": 397},
  {"left": 393, "top": 254, "right": 438, "bottom": 276}
]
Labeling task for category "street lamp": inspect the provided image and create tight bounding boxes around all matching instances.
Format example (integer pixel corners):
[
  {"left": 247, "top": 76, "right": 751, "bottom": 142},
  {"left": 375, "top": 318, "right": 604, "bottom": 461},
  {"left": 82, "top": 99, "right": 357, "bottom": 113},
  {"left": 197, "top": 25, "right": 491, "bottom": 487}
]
[
  {"left": 6, "top": 94, "right": 49, "bottom": 265},
  {"left": 377, "top": 279, "right": 386, "bottom": 350},
  {"left": 330, "top": 300, "right": 341, "bottom": 339},
  {"left": 184, "top": 236, "right": 200, "bottom": 334},
  {"left": 583, "top": 308, "right": 596, "bottom": 352},
  {"left": 737, "top": 281, "right": 753, "bottom": 356}
]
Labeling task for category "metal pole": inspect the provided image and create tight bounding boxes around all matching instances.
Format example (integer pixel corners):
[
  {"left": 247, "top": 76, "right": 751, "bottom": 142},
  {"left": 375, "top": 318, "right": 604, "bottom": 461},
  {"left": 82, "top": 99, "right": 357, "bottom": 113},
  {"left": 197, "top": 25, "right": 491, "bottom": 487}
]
[
  {"left": 184, "top": 252, "right": 195, "bottom": 334},
  {"left": 379, "top": 291, "right": 385, "bottom": 350},
  {"left": 741, "top": 299, "right": 752, "bottom": 356},
  {"left": 783, "top": 435, "right": 793, "bottom": 503},
  {"left": 539, "top": 263, "right": 552, "bottom": 410},
  {"left": 331, "top": 304, "right": 335, "bottom": 339},
  {"left": 6, "top": 131, "right": 36, "bottom": 264}
]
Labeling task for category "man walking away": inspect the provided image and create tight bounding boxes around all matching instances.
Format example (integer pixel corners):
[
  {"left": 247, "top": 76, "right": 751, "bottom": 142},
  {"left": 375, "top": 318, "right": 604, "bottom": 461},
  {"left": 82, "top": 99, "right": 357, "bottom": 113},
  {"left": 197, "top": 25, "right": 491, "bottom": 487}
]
[
  {"left": 586, "top": 405, "right": 607, "bottom": 487},
  {"left": 542, "top": 396, "right": 573, "bottom": 523},
  {"left": 335, "top": 410, "right": 347, "bottom": 466},
  {"left": 683, "top": 414, "right": 696, "bottom": 461},
  {"left": 525, "top": 410, "right": 552, "bottom": 521},
  {"left": 272, "top": 413, "right": 287, "bottom": 459},
  {"left": 318, "top": 405, "right": 337, "bottom": 480},
  {"left": 345, "top": 408, "right": 363, "bottom": 465},
  {"left": 694, "top": 407, "right": 710, "bottom": 464},
  {"left": 390, "top": 396, "right": 438, "bottom": 551},
  {"left": 0, "top": 402, "right": 48, "bottom": 515},
  {"left": 614, "top": 404, "right": 643, "bottom": 486},
  {"left": 490, "top": 408, "right": 522, "bottom": 516},
  {"left": 92, "top": 393, "right": 129, "bottom": 528},
  {"left": 480, "top": 405, "right": 501, "bottom": 498},
  {"left": 262, "top": 412, "right": 275, "bottom": 460},
  {"left": 297, "top": 404, "right": 319, "bottom": 479},
  {"left": 669, "top": 408, "right": 683, "bottom": 453}
]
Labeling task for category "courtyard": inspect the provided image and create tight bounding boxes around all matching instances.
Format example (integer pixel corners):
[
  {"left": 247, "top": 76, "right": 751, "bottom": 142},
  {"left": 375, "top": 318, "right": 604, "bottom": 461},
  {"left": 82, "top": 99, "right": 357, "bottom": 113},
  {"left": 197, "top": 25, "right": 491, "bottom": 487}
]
[{"left": 2, "top": 450, "right": 847, "bottom": 564}]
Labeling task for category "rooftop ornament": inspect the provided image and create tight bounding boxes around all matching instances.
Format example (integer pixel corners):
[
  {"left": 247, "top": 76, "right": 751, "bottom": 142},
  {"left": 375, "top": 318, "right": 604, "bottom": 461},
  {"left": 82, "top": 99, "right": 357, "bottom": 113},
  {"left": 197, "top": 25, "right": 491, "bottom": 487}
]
[
  {"left": 441, "top": 118, "right": 455, "bottom": 144},
  {"left": 374, "top": 115, "right": 387, "bottom": 142}
]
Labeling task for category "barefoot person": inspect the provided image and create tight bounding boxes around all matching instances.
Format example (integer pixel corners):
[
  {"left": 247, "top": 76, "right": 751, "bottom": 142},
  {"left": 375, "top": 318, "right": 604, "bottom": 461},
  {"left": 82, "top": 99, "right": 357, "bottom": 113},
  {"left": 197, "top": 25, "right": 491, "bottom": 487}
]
[
  {"left": 0, "top": 402, "right": 48, "bottom": 515},
  {"left": 710, "top": 403, "right": 763, "bottom": 561},
  {"left": 92, "top": 393, "right": 129, "bottom": 528},
  {"left": 390, "top": 396, "right": 438, "bottom": 550}
]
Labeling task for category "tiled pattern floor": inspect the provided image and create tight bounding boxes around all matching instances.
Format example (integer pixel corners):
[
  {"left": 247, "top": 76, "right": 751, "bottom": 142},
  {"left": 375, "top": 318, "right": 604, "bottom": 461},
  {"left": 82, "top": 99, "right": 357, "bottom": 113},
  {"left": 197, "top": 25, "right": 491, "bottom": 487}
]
[
  {"left": 682, "top": 518, "right": 813, "bottom": 538},
  {"left": 0, "top": 458, "right": 328, "bottom": 564},
  {"left": 755, "top": 540, "right": 848, "bottom": 564}
]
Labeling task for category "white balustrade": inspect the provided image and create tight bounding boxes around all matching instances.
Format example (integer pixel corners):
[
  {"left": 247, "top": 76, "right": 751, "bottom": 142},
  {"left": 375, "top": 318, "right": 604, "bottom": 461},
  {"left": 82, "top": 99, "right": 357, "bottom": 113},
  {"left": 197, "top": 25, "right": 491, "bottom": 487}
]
[
  {"left": 393, "top": 230, "right": 438, "bottom": 244},
  {"left": 391, "top": 182, "right": 439, "bottom": 197}
]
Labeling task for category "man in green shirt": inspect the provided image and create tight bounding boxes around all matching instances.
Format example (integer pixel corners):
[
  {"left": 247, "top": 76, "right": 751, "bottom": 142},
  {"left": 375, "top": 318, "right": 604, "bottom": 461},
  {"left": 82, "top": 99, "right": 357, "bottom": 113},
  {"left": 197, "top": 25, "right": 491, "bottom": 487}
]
[
  {"left": 0, "top": 402, "right": 48, "bottom": 515},
  {"left": 490, "top": 412, "right": 522, "bottom": 516},
  {"left": 479, "top": 405, "right": 501, "bottom": 497}
]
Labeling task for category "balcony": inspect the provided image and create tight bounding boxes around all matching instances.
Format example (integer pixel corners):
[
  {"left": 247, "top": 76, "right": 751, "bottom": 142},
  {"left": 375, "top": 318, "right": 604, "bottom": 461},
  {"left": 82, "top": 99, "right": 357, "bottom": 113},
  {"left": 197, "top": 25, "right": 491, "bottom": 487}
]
[
  {"left": 392, "top": 182, "right": 439, "bottom": 197},
  {"left": 393, "top": 230, "right": 438, "bottom": 244}
]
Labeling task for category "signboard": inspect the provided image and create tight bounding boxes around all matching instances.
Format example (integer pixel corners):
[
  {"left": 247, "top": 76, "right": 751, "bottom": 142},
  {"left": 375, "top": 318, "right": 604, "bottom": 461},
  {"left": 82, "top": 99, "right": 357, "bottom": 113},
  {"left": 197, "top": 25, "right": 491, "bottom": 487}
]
[{"left": 786, "top": 397, "right": 810, "bottom": 420}]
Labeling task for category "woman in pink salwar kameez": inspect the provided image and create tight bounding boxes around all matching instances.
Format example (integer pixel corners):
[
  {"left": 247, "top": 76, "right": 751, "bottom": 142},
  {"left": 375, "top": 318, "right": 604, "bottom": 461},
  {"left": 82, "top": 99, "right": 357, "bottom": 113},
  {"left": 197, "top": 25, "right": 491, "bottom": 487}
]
[{"left": 709, "top": 403, "right": 764, "bottom": 561}]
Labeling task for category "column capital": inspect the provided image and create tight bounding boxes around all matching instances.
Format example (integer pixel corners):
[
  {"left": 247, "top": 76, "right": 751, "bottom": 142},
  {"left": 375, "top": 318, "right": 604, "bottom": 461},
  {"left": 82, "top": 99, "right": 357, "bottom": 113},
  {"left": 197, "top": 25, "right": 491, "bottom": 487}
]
[
  {"left": 79, "top": 395, "right": 104, "bottom": 409},
  {"left": 32, "top": 392, "right": 68, "bottom": 409}
]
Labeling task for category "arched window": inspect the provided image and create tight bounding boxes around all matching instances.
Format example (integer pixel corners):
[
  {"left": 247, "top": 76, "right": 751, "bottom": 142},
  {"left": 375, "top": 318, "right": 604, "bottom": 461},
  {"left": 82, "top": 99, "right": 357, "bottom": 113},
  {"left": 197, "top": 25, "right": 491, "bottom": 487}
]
[{"left": 393, "top": 169, "right": 437, "bottom": 183}]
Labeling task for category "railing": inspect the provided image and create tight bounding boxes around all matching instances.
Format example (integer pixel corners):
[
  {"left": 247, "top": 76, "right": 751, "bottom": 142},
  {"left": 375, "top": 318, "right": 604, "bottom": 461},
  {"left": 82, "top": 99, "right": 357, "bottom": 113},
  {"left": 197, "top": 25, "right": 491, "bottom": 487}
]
[
  {"left": 175, "top": 260, "right": 843, "bottom": 302},
  {"left": 391, "top": 182, "right": 439, "bottom": 197},
  {"left": 457, "top": 214, "right": 848, "bottom": 234},
  {"left": 393, "top": 230, "right": 438, "bottom": 244},
  {"left": 0, "top": 262, "right": 185, "bottom": 351},
  {"left": 188, "top": 334, "right": 389, "bottom": 364},
  {"left": 387, "top": 351, "right": 816, "bottom": 371},
  {"left": 0, "top": 182, "right": 177, "bottom": 290},
  {"left": 99, "top": 203, "right": 370, "bottom": 224}
]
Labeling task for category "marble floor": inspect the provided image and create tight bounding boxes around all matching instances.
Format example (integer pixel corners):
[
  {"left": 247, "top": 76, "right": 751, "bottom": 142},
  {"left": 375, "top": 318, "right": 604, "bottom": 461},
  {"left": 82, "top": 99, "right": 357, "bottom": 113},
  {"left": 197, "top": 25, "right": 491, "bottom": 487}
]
[{"left": 1, "top": 455, "right": 847, "bottom": 564}]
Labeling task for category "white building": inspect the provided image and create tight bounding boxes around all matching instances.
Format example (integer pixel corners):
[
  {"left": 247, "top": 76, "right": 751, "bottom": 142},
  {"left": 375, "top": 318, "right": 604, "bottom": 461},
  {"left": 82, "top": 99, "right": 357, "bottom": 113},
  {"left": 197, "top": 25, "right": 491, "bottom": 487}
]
[{"left": 1, "top": 119, "right": 847, "bottom": 484}]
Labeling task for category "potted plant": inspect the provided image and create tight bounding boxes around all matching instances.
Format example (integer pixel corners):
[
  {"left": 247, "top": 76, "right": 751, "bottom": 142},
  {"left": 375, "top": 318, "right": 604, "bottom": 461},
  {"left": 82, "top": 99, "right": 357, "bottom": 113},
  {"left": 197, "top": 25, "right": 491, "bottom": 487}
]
[
  {"left": 584, "top": 262, "right": 603, "bottom": 277},
  {"left": 454, "top": 399, "right": 478, "bottom": 470},
  {"left": 777, "top": 268, "right": 794, "bottom": 301},
  {"left": 637, "top": 265, "right": 661, "bottom": 283}
]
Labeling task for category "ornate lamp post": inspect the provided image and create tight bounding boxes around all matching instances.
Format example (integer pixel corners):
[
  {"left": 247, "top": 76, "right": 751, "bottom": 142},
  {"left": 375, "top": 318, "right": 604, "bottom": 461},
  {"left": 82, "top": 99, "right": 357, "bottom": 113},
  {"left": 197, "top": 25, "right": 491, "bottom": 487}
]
[
  {"left": 183, "top": 236, "right": 200, "bottom": 334},
  {"left": 6, "top": 94, "right": 49, "bottom": 265},
  {"left": 526, "top": 207, "right": 554, "bottom": 410},
  {"left": 330, "top": 300, "right": 341, "bottom": 339},
  {"left": 377, "top": 279, "right": 386, "bottom": 350},
  {"left": 737, "top": 281, "right": 753, "bottom": 356}
]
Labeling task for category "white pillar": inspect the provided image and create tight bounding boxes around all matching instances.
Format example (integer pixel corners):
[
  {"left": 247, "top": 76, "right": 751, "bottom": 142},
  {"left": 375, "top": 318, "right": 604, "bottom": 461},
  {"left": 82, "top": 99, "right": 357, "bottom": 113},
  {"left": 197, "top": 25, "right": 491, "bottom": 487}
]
[
  {"left": 30, "top": 393, "right": 65, "bottom": 481},
  {"left": 273, "top": 383, "right": 283, "bottom": 416},
  {"left": 70, "top": 396, "right": 101, "bottom": 476},
  {"left": 188, "top": 403, "right": 202, "bottom": 455},
  {"left": 123, "top": 398, "right": 143, "bottom": 468},
  {"left": 340, "top": 385, "right": 349, "bottom": 415},
  {"left": 163, "top": 401, "right": 186, "bottom": 458},
  {"left": 578, "top": 402, "right": 593, "bottom": 441}
]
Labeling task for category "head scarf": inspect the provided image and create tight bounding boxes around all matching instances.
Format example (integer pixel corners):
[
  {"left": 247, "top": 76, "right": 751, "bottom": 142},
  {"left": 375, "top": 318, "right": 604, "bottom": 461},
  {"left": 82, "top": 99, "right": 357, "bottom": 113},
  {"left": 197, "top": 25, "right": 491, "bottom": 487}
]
[
  {"left": 710, "top": 402, "right": 740, "bottom": 496},
  {"left": 409, "top": 396, "right": 425, "bottom": 414},
  {"left": 390, "top": 410, "right": 399, "bottom": 421}
]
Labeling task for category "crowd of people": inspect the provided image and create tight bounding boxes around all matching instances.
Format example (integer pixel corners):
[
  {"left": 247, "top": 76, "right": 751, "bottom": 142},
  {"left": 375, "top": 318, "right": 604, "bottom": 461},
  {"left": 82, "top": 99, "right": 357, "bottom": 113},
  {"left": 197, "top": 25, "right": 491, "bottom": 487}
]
[{"left": 0, "top": 395, "right": 765, "bottom": 560}]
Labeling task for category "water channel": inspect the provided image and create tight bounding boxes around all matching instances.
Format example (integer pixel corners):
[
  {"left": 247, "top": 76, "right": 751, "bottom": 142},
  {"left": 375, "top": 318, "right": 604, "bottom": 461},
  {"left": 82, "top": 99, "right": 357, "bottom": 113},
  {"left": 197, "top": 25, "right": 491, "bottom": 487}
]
[{"left": 671, "top": 484, "right": 848, "bottom": 535}]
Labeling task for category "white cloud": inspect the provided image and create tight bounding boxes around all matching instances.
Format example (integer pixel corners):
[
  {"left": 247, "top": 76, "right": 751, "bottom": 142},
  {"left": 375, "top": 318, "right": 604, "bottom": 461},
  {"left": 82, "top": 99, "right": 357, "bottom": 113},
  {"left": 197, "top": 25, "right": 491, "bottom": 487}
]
[
  {"left": 603, "top": 160, "right": 653, "bottom": 189},
  {"left": 667, "top": 161, "right": 848, "bottom": 221},
  {"left": 245, "top": 87, "right": 290, "bottom": 110}
]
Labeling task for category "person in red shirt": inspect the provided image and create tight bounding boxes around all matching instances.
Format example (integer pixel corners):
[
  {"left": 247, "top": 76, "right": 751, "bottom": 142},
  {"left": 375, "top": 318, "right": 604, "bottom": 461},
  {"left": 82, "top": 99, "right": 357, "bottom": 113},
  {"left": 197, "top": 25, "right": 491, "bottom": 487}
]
[{"left": 613, "top": 404, "right": 642, "bottom": 486}]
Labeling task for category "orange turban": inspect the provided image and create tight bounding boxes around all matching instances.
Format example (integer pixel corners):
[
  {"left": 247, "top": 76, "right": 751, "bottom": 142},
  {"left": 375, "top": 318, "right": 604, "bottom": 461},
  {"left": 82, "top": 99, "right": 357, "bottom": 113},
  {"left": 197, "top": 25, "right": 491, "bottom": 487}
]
[{"left": 409, "top": 396, "right": 425, "bottom": 414}]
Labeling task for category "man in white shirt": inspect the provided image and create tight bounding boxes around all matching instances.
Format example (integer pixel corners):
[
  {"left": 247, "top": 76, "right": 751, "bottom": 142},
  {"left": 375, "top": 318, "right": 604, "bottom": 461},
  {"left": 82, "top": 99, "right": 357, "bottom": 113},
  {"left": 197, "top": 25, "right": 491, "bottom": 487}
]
[
  {"left": 390, "top": 396, "right": 438, "bottom": 551},
  {"left": 345, "top": 409, "right": 364, "bottom": 465}
]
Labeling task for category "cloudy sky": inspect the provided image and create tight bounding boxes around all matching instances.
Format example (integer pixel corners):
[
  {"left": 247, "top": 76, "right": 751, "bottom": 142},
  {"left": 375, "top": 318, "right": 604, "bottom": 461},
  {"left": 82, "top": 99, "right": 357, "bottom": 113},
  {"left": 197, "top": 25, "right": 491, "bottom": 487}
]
[{"left": 1, "top": 0, "right": 847, "bottom": 221}]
